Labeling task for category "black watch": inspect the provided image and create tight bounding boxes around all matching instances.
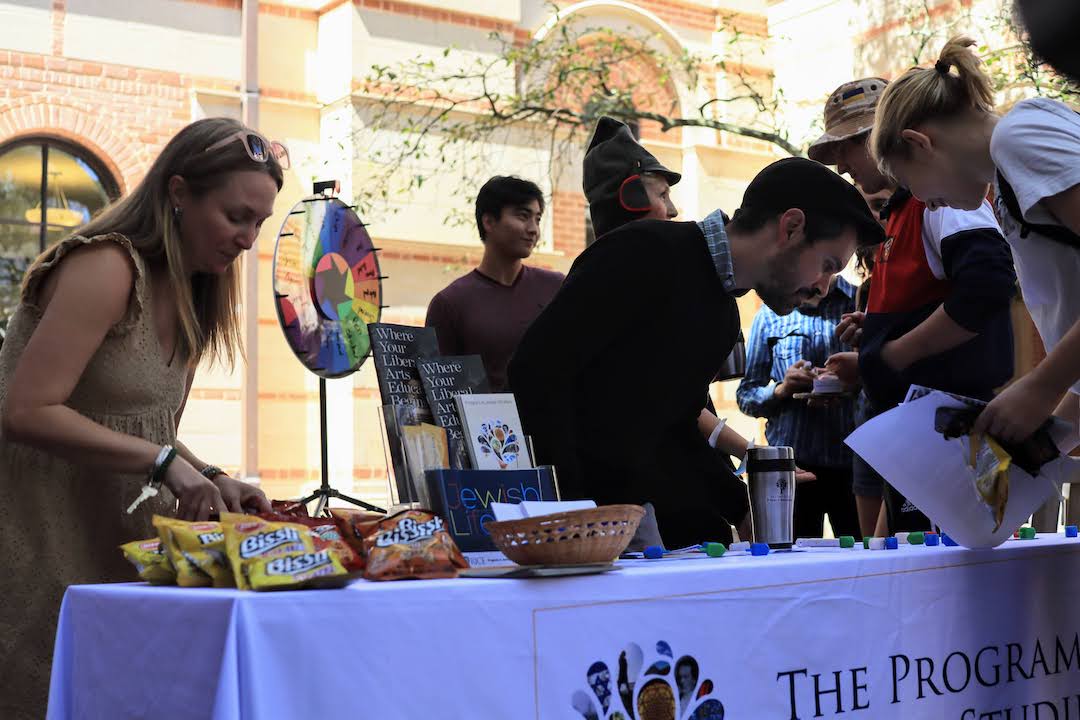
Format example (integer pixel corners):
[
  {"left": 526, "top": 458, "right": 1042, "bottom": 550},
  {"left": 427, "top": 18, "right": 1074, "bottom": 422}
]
[{"left": 200, "top": 465, "right": 225, "bottom": 480}]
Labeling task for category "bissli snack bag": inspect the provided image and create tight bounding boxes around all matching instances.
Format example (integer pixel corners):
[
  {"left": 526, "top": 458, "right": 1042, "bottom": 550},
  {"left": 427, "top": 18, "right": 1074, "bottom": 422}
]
[
  {"left": 120, "top": 537, "right": 176, "bottom": 585},
  {"left": 153, "top": 515, "right": 212, "bottom": 587},
  {"left": 246, "top": 549, "right": 348, "bottom": 591},
  {"left": 329, "top": 508, "right": 387, "bottom": 558},
  {"left": 362, "top": 509, "right": 467, "bottom": 581},
  {"left": 259, "top": 511, "right": 363, "bottom": 571},
  {"left": 270, "top": 499, "right": 310, "bottom": 517},
  {"left": 221, "top": 513, "right": 317, "bottom": 590},
  {"left": 162, "top": 519, "right": 233, "bottom": 588}
]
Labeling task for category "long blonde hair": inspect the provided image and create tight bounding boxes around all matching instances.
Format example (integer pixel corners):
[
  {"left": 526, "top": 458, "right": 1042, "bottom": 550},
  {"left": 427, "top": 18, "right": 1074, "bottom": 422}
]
[
  {"left": 23, "top": 117, "right": 284, "bottom": 368},
  {"left": 870, "top": 36, "right": 995, "bottom": 178}
]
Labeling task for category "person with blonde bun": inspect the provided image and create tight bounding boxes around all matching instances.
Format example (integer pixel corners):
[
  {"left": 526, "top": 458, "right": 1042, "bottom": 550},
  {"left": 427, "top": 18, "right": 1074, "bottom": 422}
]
[{"left": 871, "top": 36, "right": 1080, "bottom": 447}]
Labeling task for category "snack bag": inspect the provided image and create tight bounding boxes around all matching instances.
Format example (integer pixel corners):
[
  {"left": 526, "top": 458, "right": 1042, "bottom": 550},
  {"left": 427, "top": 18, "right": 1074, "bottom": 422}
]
[
  {"left": 270, "top": 499, "right": 310, "bottom": 517},
  {"left": 361, "top": 509, "right": 467, "bottom": 581},
  {"left": 258, "top": 512, "right": 364, "bottom": 571},
  {"left": 221, "top": 513, "right": 318, "bottom": 590},
  {"left": 120, "top": 537, "right": 176, "bottom": 585},
  {"left": 967, "top": 433, "right": 1012, "bottom": 532},
  {"left": 246, "top": 549, "right": 348, "bottom": 591},
  {"left": 161, "top": 519, "right": 233, "bottom": 588},
  {"left": 153, "top": 515, "right": 212, "bottom": 587},
  {"left": 329, "top": 507, "right": 387, "bottom": 558}
]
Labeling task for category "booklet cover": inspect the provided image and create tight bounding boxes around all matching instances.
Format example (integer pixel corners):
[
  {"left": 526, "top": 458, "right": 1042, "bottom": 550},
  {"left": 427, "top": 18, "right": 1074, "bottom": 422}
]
[
  {"left": 454, "top": 393, "right": 533, "bottom": 471},
  {"left": 423, "top": 467, "right": 558, "bottom": 554},
  {"left": 417, "top": 355, "right": 491, "bottom": 470},
  {"left": 369, "top": 323, "right": 439, "bottom": 418},
  {"left": 370, "top": 323, "right": 439, "bottom": 500}
]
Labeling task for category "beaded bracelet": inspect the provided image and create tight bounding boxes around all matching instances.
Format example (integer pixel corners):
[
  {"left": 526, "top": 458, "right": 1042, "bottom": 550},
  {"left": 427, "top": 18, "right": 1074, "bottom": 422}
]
[{"left": 149, "top": 445, "right": 178, "bottom": 488}]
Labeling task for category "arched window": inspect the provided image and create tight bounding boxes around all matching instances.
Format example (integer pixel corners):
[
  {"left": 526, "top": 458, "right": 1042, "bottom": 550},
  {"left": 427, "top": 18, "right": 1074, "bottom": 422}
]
[{"left": 0, "top": 137, "right": 119, "bottom": 332}]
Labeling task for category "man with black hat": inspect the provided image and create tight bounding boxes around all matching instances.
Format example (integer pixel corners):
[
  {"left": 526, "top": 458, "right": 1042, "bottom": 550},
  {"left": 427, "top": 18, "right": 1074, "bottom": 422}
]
[{"left": 509, "top": 157, "right": 885, "bottom": 548}]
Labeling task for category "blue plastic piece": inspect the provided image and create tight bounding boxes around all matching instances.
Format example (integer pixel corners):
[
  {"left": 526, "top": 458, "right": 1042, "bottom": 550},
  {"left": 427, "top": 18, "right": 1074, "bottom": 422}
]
[
  {"left": 942, "top": 534, "right": 959, "bottom": 547},
  {"left": 885, "top": 537, "right": 899, "bottom": 550},
  {"left": 1068, "top": 526, "right": 1079, "bottom": 538},
  {"left": 644, "top": 545, "right": 664, "bottom": 559},
  {"left": 750, "top": 543, "right": 770, "bottom": 556},
  {"left": 925, "top": 533, "right": 940, "bottom": 546}
]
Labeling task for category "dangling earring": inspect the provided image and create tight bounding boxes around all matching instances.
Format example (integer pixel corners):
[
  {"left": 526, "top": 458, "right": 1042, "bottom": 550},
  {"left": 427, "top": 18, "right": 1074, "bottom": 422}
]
[{"left": 173, "top": 206, "right": 183, "bottom": 223}]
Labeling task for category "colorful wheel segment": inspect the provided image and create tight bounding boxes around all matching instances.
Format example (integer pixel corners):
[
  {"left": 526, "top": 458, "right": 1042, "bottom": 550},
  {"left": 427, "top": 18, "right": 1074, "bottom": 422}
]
[{"left": 272, "top": 197, "right": 382, "bottom": 378}]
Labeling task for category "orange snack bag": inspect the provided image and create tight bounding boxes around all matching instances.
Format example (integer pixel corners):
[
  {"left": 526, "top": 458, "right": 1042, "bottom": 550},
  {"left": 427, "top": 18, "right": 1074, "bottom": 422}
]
[{"left": 361, "top": 509, "right": 467, "bottom": 581}]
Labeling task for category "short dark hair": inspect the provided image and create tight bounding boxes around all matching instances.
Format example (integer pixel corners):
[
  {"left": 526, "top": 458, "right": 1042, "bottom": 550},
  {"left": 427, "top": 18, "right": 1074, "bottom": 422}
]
[
  {"left": 475, "top": 176, "right": 545, "bottom": 241},
  {"left": 727, "top": 207, "right": 851, "bottom": 246}
]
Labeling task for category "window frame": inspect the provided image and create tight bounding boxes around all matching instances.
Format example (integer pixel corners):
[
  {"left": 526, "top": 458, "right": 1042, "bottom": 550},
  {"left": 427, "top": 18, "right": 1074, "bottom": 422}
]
[{"left": 0, "top": 135, "right": 121, "bottom": 253}]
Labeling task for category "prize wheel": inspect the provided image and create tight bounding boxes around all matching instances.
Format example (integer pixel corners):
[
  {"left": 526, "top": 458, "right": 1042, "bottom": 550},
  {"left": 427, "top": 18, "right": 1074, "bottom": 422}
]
[{"left": 272, "top": 196, "right": 382, "bottom": 378}]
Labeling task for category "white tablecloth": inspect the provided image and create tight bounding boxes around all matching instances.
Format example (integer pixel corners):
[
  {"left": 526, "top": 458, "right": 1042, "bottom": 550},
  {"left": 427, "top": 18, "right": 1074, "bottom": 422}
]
[{"left": 48, "top": 535, "right": 1080, "bottom": 719}]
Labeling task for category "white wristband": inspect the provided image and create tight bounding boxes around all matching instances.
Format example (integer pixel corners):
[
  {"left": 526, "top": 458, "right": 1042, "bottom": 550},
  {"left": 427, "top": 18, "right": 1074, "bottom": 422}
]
[
  {"left": 734, "top": 439, "right": 755, "bottom": 476},
  {"left": 707, "top": 418, "right": 727, "bottom": 448}
]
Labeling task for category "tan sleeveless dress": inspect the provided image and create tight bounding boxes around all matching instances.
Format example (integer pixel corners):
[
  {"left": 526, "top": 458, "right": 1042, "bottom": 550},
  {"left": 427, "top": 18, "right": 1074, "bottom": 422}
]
[{"left": 0, "top": 233, "right": 187, "bottom": 718}]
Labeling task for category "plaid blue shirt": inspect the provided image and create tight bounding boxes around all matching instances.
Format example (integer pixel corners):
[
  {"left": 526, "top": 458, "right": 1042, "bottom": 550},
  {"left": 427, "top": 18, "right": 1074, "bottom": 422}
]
[
  {"left": 698, "top": 209, "right": 747, "bottom": 296},
  {"left": 736, "top": 277, "right": 858, "bottom": 468}
]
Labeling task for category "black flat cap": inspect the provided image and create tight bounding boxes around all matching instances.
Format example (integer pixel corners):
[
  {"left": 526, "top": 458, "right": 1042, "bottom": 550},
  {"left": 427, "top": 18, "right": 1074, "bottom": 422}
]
[
  {"left": 583, "top": 117, "right": 681, "bottom": 239},
  {"left": 737, "top": 157, "right": 885, "bottom": 247}
]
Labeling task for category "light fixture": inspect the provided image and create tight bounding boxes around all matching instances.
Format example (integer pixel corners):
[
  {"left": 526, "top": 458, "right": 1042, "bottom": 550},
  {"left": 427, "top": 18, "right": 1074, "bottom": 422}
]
[{"left": 25, "top": 171, "right": 85, "bottom": 227}]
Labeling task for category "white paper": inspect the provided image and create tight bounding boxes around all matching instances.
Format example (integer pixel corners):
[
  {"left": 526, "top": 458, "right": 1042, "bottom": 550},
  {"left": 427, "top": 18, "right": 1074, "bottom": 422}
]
[
  {"left": 520, "top": 500, "right": 596, "bottom": 517},
  {"left": 846, "top": 390, "right": 1063, "bottom": 548},
  {"left": 491, "top": 502, "right": 527, "bottom": 522}
]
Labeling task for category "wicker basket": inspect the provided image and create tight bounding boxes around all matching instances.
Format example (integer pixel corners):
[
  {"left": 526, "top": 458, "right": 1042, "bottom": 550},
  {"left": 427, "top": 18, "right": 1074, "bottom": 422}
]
[{"left": 485, "top": 504, "right": 645, "bottom": 566}]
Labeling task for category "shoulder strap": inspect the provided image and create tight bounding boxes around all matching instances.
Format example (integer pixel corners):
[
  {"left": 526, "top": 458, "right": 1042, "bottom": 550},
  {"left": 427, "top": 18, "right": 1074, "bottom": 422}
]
[{"left": 996, "top": 170, "right": 1080, "bottom": 249}]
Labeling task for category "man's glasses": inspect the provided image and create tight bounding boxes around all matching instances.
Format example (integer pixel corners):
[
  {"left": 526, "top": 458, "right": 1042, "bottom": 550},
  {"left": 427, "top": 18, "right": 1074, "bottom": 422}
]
[{"left": 204, "top": 130, "right": 290, "bottom": 169}]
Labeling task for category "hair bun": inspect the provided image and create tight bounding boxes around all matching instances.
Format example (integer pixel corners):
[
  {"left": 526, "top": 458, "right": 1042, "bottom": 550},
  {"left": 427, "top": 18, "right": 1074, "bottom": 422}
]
[{"left": 934, "top": 59, "right": 951, "bottom": 74}]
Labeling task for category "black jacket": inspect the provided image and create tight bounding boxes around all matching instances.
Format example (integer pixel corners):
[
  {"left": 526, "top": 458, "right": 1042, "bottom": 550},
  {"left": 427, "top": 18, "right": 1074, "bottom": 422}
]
[{"left": 508, "top": 219, "right": 749, "bottom": 547}]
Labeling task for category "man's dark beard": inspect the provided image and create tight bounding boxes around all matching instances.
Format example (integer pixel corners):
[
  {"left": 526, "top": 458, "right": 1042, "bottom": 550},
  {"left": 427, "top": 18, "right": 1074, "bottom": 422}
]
[{"left": 756, "top": 246, "right": 816, "bottom": 315}]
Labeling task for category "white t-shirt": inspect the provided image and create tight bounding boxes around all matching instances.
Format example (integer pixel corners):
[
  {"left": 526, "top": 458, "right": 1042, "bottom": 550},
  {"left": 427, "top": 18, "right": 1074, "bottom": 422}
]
[
  {"left": 990, "top": 97, "right": 1080, "bottom": 395},
  {"left": 920, "top": 200, "right": 1001, "bottom": 280}
]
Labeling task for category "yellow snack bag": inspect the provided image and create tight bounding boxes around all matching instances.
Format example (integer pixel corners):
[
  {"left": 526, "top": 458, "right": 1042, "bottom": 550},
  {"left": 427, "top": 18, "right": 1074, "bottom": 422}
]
[
  {"left": 164, "top": 519, "right": 234, "bottom": 588},
  {"left": 120, "top": 537, "right": 176, "bottom": 585},
  {"left": 153, "top": 516, "right": 212, "bottom": 587},
  {"left": 221, "top": 513, "right": 316, "bottom": 590},
  {"left": 969, "top": 433, "right": 1012, "bottom": 532},
  {"left": 245, "top": 549, "right": 348, "bottom": 591}
]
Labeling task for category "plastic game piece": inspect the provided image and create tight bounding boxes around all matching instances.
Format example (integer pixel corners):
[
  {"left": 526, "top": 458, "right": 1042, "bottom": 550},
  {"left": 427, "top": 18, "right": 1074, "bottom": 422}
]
[
  {"left": 839, "top": 536, "right": 855, "bottom": 548},
  {"left": 941, "top": 534, "right": 959, "bottom": 546},
  {"left": 1019, "top": 527, "right": 1036, "bottom": 540},
  {"left": 750, "top": 543, "right": 770, "bottom": 556},
  {"left": 885, "top": 537, "right": 899, "bottom": 550},
  {"left": 908, "top": 532, "right": 925, "bottom": 545},
  {"left": 925, "top": 533, "right": 940, "bottom": 546},
  {"left": 705, "top": 542, "right": 727, "bottom": 558},
  {"left": 1067, "top": 525, "right": 1078, "bottom": 538},
  {"left": 644, "top": 545, "right": 664, "bottom": 559}
]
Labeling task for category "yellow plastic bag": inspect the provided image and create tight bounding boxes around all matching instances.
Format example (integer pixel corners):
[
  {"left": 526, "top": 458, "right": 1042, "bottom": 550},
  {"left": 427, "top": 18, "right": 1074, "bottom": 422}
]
[
  {"left": 119, "top": 537, "right": 176, "bottom": 585},
  {"left": 245, "top": 549, "right": 348, "bottom": 591},
  {"left": 969, "top": 433, "right": 1012, "bottom": 532},
  {"left": 221, "top": 513, "right": 317, "bottom": 590}
]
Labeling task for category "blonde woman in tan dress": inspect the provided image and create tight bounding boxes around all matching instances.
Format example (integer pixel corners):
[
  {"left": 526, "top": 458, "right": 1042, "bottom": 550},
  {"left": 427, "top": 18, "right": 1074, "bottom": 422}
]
[{"left": 0, "top": 117, "right": 284, "bottom": 718}]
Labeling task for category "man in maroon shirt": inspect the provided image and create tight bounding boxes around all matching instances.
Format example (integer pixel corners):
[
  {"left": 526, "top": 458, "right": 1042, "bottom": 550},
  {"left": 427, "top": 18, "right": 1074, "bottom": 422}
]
[{"left": 425, "top": 176, "right": 564, "bottom": 390}]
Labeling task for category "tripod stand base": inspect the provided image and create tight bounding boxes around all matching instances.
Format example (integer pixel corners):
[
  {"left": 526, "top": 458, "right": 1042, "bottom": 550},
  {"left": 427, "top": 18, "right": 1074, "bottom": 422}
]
[{"left": 300, "top": 486, "right": 386, "bottom": 517}]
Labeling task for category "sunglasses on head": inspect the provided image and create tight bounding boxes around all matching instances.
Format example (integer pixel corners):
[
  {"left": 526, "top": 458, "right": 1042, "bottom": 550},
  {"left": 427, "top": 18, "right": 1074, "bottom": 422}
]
[{"left": 204, "top": 130, "right": 290, "bottom": 169}]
